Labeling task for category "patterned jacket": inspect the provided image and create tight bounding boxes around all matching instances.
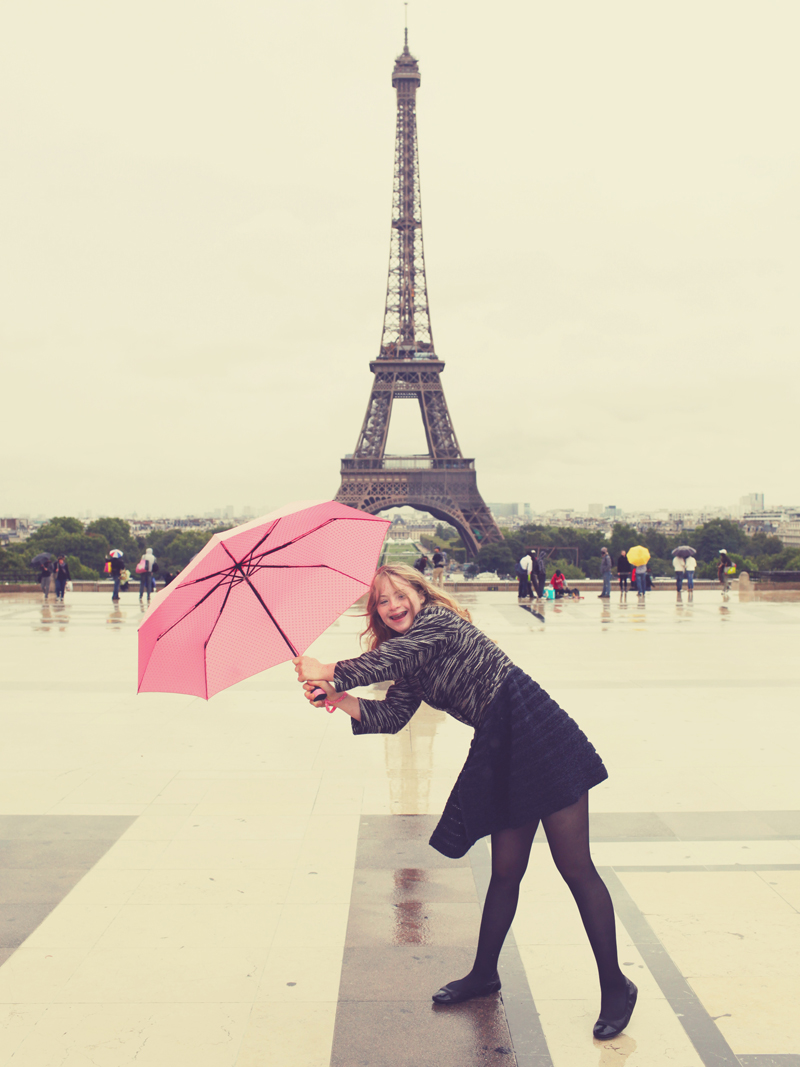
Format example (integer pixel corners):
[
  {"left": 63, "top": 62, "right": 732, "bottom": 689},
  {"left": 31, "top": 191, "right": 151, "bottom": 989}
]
[{"left": 333, "top": 605, "right": 514, "bottom": 734}]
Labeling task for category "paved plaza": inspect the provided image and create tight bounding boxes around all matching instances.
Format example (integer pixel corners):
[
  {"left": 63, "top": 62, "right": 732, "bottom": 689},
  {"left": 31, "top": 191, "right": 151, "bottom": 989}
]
[{"left": 0, "top": 586, "right": 799, "bottom": 1066}]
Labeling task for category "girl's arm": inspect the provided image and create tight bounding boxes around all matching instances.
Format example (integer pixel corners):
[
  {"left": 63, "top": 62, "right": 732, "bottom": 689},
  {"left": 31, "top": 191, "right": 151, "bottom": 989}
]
[{"left": 300, "top": 679, "right": 361, "bottom": 721}]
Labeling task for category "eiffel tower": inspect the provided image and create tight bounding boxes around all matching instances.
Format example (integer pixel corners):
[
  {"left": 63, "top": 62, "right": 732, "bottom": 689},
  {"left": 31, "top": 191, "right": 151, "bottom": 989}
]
[{"left": 336, "top": 33, "right": 503, "bottom": 557}]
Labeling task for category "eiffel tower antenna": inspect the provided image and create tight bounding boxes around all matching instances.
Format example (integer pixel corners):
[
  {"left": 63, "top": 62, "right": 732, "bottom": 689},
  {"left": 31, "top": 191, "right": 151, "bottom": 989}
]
[{"left": 336, "top": 35, "right": 503, "bottom": 557}]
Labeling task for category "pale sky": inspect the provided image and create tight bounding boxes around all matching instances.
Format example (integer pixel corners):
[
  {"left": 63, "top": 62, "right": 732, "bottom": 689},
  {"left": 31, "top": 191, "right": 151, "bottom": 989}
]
[{"left": 2, "top": 1, "right": 797, "bottom": 518}]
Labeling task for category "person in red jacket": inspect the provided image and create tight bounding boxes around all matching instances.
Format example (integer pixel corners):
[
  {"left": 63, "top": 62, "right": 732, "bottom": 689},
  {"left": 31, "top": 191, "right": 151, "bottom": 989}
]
[{"left": 551, "top": 569, "right": 579, "bottom": 599}]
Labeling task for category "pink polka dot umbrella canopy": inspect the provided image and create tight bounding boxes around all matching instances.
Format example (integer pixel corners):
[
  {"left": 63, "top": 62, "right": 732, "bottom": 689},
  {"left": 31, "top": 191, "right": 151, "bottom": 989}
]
[{"left": 137, "top": 500, "right": 390, "bottom": 699}]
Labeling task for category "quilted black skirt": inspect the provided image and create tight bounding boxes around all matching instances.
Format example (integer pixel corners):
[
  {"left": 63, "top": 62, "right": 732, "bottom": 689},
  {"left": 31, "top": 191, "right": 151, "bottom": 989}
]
[{"left": 428, "top": 667, "right": 608, "bottom": 859}]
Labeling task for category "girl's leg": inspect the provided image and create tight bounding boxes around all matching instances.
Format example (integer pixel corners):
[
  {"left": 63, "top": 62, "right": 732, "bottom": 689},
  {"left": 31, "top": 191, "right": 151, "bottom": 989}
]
[
  {"left": 542, "top": 793, "right": 627, "bottom": 1018},
  {"left": 435, "top": 817, "right": 540, "bottom": 997}
]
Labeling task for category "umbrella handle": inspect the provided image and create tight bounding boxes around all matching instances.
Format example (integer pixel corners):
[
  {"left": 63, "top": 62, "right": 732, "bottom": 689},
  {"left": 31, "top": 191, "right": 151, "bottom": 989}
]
[{"left": 311, "top": 687, "right": 336, "bottom": 714}]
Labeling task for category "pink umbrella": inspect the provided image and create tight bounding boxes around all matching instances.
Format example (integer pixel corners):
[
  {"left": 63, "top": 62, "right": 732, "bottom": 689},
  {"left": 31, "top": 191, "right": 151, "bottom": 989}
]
[{"left": 137, "top": 500, "right": 390, "bottom": 699}]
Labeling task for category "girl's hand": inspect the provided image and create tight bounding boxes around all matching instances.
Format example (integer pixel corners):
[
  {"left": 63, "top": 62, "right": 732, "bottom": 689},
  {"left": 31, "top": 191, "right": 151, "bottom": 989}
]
[
  {"left": 302, "top": 680, "right": 335, "bottom": 706},
  {"left": 292, "top": 656, "right": 331, "bottom": 682}
]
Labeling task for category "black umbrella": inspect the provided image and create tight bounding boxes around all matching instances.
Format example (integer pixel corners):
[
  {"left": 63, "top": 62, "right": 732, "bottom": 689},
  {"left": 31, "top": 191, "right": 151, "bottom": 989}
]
[
  {"left": 31, "top": 552, "right": 54, "bottom": 566},
  {"left": 671, "top": 546, "right": 697, "bottom": 559}
]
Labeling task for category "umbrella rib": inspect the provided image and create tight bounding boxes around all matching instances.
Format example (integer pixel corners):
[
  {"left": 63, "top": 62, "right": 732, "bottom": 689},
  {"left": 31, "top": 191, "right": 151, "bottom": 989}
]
[
  {"left": 220, "top": 543, "right": 299, "bottom": 657},
  {"left": 202, "top": 577, "right": 236, "bottom": 700},
  {"left": 153, "top": 573, "right": 238, "bottom": 644}
]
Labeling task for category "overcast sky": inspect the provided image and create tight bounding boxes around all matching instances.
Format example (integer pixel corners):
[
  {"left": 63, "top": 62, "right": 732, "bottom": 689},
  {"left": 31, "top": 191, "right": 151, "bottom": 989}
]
[{"left": 2, "top": 0, "right": 797, "bottom": 519}]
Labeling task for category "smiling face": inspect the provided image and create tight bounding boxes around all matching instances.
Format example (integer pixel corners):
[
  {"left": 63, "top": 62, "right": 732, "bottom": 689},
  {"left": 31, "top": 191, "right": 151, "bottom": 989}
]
[{"left": 375, "top": 575, "right": 425, "bottom": 635}]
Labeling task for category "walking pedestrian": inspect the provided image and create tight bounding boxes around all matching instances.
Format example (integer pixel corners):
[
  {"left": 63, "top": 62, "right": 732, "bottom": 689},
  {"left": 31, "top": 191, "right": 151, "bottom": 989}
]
[
  {"left": 138, "top": 548, "right": 157, "bottom": 603},
  {"left": 107, "top": 553, "right": 124, "bottom": 602},
  {"left": 718, "top": 550, "right": 735, "bottom": 594},
  {"left": 685, "top": 554, "right": 696, "bottom": 591},
  {"left": 673, "top": 554, "right": 686, "bottom": 592},
  {"left": 599, "top": 548, "right": 612, "bottom": 598},
  {"left": 616, "top": 550, "right": 632, "bottom": 594},
  {"left": 292, "top": 564, "right": 636, "bottom": 1040},
  {"left": 37, "top": 557, "right": 53, "bottom": 599},
  {"left": 53, "top": 555, "right": 71, "bottom": 601}
]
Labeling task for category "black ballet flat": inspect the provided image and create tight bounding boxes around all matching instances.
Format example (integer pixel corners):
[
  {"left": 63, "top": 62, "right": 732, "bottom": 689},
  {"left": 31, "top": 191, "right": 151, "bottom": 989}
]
[
  {"left": 432, "top": 977, "right": 501, "bottom": 1005},
  {"left": 593, "top": 977, "right": 638, "bottom": 1040}
]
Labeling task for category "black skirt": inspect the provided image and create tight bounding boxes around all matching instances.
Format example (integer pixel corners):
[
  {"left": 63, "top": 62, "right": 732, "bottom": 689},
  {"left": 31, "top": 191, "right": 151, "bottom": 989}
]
[{"left": 428, "top": 667, "right": 608, "bottom": 859}]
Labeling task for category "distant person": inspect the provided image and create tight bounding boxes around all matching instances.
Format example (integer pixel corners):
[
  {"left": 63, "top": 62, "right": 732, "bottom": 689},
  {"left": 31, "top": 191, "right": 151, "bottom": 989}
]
[
  {"left": 531, "top": 551, "right": 547, "bottom": 600},
  {"left": 413, "top": 554, "right": 430, "bottom": 576},
  {"left": 431, "top": 549, "right": 445, "bottom": 587},
  {"left": 673, "top": 554, "right": 686, "bottom": 592},
  {"left": 599, "top": 548, "right": 612, "bottom": 598},
  {"left": 634, "top": 563, "right": 648, "bottom": 598},
  {"left": 108, "top": 553, "right": 124, "bottom": 602},
  {"left": 120, "top": 567, "right": 131, "bottom": 592},
  {"left": 684, "top": 554, "right": 696, "bottom": 592},
  {"left": 37, "top": 557, "right": 53, "bottom": 600},
  {"left": 516, "top": 549, "right": 534, "bottom": 600},
  {"left": 718, "top": 550, "right": 735, "bottom": 594},
  {"left": 616, "top": 551, "right": 632, "bottom": 594},
  {"left": 53, "top": 555, "right": 71, "bottom": 601},
  {"left": 551, "top": 569, "right": 579, "bottom": 600},
  {"left": 138, "top": 547, "right": 157, "bottom": 603}
]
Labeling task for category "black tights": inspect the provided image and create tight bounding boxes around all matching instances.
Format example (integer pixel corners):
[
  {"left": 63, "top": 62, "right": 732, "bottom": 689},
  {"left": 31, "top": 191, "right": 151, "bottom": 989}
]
[{"left": 446, "top": 793, "right": 627, "bottom": 1016}]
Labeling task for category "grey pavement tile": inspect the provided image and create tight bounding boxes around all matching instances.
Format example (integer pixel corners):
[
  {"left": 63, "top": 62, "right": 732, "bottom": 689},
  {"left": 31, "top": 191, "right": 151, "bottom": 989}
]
[
  {"left": 0, "top": 947, "right": 14, "bottom": 967},
  {"left": 331, "top": 999, "right": 515, "bottom": 1067},
  {"left": 0, "top": 868, "right": 88, "bottom": 904},
  {"left": 350, "top": 867, "right": 478, "bottom": 905},
  {"left": 338, "top": 945, "right": 476, "bottom": 1001},
  {"left": 0, "top": 903, "right": 53, "bottom": 947},
  {"left": 355, "top": 837, "right": 471, "bottom": 869},
  {"left": 657, "top": 811, "right": 782, "bottom": 841},
  {"left": 0, "top": 814, "right": 135, "bottom": 840},
  {"left": 0, "top": 839, "right": 121, "bottom": 869},
  {"left": 345, "top": 901, "right": 481, "bottom": 949},
  {"left": 359, "top": 814, "right": 441, "bottom": 841},
  {"left": 756, "top": 811, "right": 800, "bottom": 836}
]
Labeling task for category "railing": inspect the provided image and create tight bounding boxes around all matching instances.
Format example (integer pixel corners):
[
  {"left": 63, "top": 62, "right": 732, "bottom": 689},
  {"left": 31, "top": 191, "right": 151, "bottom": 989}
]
[{"left": 341, "top": 457, "right": 474, "bottom": 471}]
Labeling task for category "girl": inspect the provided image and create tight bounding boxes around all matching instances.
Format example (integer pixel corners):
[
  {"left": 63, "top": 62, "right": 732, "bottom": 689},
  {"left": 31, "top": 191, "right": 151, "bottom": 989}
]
[{"left": 292, "top": 564, "right": 636, "bottom": 1040}]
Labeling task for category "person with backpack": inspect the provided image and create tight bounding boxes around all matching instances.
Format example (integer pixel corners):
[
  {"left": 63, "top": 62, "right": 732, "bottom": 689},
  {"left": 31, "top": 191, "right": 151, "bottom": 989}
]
[
  {"left": 138, "top": 548, "right": 157, "bottom": 603},
  {"left": 516, "top": 549, "right": 534, "bottom": 600},
  {"left": 718, "top": 550, "right": 735, "bottom": 594}
]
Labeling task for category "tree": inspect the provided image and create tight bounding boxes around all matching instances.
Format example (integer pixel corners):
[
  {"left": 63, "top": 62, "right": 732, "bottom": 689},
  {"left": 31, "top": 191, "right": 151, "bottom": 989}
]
[
  {"left": 474, "top": 542, "right": 516, "bottom": 575},
  {"left": 86, "top": 518, "right": 138, "bottom": 558},
  {"left": 609, "top": 524, "right": 641, "bottom": 557},
  {"left": 693, "top": 519, "right": 749, "bottom": 562}
]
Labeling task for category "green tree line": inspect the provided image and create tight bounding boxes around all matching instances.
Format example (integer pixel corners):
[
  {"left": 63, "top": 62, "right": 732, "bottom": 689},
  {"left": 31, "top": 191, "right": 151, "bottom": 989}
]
[
  {"left": 473, "top": 519, "right": 800, "bottom": 580},
  {"left": 0, "top": 517, "right": 232, "bottom": 582}
]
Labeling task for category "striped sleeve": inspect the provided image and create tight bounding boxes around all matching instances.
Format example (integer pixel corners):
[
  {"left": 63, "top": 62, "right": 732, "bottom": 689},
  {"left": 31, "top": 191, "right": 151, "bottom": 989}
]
[
  {"left": 333, "top": 611, "right": 455, "bottom": 690},
  {"left": 350, "top": 679, "right": 422, "bottom": 735}
]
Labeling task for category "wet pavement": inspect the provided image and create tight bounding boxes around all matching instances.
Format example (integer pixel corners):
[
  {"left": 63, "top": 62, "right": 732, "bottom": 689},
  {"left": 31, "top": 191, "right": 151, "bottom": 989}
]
[{"left": 0, "top": 587, "right": 799, "bottom": 1065}]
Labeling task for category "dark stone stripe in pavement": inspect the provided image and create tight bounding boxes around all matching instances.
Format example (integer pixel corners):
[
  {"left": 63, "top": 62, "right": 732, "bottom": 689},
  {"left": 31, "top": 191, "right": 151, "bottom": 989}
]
[
  {"left": 331, "top": 815, "right": 524, "bottom": 1067},
  {"left": 601, "top": 867, "right": 742, "bottom": 1067},
  {"left": 0, "top": 814, "right": 136, "bottom": 960}
]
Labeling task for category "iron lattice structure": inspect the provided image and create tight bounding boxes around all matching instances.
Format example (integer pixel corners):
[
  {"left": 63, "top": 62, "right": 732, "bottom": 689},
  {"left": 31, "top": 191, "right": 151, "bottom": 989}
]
[{"left": 336, "top": 35, "right": 502, "bottom": 557}]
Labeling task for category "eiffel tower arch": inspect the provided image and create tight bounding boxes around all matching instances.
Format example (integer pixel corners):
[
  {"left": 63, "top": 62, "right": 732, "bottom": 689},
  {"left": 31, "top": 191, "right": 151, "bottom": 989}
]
[{"left": 336, "top": 34, "right": 503, "bottom": 558}]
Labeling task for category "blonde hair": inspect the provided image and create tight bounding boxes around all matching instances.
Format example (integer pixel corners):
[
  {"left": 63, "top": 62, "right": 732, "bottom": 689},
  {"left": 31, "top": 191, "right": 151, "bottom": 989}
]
[{"left": 362, "top": 563, "right": 472, "bottom": 650}]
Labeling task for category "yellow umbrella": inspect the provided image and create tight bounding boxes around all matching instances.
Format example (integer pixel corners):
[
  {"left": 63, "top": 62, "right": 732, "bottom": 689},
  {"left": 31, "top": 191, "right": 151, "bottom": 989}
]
[{"left": 627, "top": 545, "right": 650, "bottom": 567}]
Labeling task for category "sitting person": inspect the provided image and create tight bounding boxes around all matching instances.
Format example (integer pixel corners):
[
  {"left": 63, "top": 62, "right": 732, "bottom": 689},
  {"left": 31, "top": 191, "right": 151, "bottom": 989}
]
[{"left": 551, "top": 569, "right": 579, "bottom": 599}]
